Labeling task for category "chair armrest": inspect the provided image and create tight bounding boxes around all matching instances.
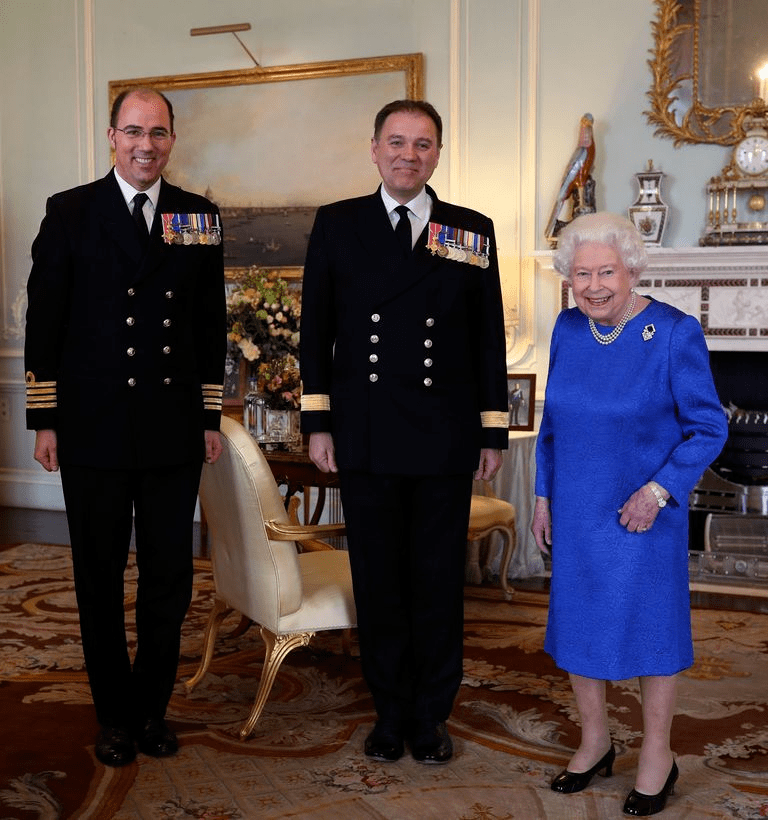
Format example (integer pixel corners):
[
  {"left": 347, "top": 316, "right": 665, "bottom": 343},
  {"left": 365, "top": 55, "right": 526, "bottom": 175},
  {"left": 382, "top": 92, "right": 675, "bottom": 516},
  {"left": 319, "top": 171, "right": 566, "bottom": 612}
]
[{"left": 265, "top": 520, "right": 347, "bottom": 542}]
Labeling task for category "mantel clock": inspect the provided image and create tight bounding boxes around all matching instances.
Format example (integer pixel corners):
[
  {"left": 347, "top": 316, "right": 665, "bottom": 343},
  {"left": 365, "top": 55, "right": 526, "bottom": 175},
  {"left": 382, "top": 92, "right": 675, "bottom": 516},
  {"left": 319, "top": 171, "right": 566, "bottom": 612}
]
[{"left": 701, "top": 104, "right": 768, "bottom": 246}]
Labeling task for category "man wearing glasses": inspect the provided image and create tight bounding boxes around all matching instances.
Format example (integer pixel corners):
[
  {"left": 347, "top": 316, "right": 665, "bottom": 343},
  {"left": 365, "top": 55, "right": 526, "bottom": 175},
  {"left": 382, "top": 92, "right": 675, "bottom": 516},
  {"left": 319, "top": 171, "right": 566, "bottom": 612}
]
[{"left": 25, "top": 88, "right": 226, "bottom": 767}]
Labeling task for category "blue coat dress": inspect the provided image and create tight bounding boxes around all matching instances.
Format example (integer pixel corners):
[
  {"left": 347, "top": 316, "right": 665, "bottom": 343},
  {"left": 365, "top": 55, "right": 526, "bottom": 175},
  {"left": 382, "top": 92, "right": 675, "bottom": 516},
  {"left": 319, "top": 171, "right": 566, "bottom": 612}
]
[{"left": 535, "top": 298, "right": 728, "bottom": 680}]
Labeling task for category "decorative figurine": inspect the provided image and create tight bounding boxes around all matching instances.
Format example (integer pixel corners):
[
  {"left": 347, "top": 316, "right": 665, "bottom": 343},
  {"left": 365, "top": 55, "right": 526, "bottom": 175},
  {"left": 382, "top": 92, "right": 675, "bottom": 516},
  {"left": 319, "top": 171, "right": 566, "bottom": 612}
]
[
  {"left": 628, "top": 160, "right": 669, "bottom": 246},
  {"left": 545, "top": 113, "right": 596, "bottom": 247}
]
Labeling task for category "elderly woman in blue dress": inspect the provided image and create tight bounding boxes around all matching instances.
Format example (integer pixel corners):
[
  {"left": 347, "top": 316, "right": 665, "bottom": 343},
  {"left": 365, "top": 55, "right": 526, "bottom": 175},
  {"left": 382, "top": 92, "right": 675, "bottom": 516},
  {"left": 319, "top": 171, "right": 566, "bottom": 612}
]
[{"left": 532, "top": 212, "right": 727, "bottom": 816}]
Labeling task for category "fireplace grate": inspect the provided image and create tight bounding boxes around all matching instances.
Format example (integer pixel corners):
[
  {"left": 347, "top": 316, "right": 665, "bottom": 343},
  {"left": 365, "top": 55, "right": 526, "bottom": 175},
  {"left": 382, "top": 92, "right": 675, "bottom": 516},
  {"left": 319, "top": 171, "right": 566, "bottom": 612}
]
[
  {"left": 689, "top": 514, "right": 768, "bottom": 587},
  {"left": 689, "top": 550, "right": 768, "bottom": 585},
  {"left": 689, "top": 468, "right": 768, "bottom": 516}
]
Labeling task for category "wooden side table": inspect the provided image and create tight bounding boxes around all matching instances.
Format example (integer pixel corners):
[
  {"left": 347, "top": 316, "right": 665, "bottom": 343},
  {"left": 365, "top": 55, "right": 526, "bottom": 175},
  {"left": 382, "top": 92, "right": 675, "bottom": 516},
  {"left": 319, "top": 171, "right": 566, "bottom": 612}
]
[{"left": 261, "top": 445, "right": 340, "bottom": 525}]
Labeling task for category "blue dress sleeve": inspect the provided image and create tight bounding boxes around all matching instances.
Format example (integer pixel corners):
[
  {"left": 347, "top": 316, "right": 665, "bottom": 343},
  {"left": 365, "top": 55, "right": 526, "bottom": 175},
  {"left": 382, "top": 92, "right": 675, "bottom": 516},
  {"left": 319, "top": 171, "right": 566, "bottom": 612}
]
[{"left": 652, "top": 314, "right": 728, "bottom": 503}]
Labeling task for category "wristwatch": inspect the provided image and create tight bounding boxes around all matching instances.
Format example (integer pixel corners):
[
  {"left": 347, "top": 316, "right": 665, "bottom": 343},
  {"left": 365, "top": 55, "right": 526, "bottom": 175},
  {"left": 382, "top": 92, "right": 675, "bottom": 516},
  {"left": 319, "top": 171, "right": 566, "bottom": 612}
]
[{"left": 646, "top": 481, "right": 667, "bottom": 508}]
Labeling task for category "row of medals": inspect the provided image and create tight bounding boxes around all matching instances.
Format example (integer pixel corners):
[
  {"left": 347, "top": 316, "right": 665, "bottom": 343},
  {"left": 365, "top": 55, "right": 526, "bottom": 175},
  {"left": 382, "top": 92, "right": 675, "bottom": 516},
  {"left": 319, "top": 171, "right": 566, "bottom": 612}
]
[
  {"left": 426, "top": 222, "right": 490, "bottom": 268},
  {"left": 166, "top": 229, "right": 222, "bottom": 246},
  {"left": 427, "top": 238, "right": 490, "bottom": 267},
  {"left": 162, "top": 213, "right": 221, "bottom": 245}
]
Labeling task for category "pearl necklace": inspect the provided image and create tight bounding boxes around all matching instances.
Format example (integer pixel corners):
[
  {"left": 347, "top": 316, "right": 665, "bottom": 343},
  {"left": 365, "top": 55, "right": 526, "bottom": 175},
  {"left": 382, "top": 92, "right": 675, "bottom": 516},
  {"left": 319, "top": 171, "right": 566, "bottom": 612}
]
[{"left": 588, "top": 291, "right": 637, "bottom": 345}]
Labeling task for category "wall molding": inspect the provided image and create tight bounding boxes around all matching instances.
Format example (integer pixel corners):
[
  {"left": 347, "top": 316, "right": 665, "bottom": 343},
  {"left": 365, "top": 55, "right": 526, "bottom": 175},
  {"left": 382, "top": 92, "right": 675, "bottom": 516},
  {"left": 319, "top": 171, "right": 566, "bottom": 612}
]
[
  {"left": 447, "top": 1, "right": 539, "bottom": 370},
  {"left": 79, "top": 0, "right": 97, "bottom": 183},
  {"left": 511, "top": 0, "right": 540, "bottom": 368},
  {"left": 0, "top": 468, "right": 66, "bottom": 511},
  {"left": 0, "top": 106, "right": 7, "bottom": 342}
]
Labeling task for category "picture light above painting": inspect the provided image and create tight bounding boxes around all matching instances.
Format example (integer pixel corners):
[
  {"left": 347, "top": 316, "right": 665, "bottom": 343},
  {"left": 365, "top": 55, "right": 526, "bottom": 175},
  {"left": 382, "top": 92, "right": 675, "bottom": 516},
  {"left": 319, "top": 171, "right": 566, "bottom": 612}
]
[{"left": 110, "top": 53, "right": 424, "bottom": 280}]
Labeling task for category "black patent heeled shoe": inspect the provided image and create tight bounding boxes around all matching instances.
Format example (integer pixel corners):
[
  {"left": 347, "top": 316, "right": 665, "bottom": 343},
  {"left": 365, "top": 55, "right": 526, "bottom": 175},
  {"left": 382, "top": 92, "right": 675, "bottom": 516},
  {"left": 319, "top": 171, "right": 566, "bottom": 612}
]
[
  {"left": 623, "top": 761, "right": 679, "bottom": 816},
  {"left": 551, "top": 744, "right": 616, "bottom": 794}
]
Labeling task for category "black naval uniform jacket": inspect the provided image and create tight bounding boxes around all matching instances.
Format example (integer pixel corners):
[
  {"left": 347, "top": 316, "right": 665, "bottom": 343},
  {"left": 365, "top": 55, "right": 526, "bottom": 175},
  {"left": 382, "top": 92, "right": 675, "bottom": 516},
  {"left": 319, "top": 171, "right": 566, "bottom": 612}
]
[
  {"left": 300, "top": 185, "right": 509, "bottom": 474},
  {"left": 24, "top": 170, "right": 226, "bottom": 467}
]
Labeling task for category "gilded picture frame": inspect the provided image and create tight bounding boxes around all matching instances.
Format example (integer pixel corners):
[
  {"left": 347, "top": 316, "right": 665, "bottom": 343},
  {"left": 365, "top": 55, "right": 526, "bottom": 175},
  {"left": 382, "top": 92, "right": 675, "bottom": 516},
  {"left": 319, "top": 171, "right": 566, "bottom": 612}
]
[
  {"left": 109, "top": 53, "right": 424, "bottom": 281},
  {"left": 646, "top": 0, "right": 768, "bottom": 146}
]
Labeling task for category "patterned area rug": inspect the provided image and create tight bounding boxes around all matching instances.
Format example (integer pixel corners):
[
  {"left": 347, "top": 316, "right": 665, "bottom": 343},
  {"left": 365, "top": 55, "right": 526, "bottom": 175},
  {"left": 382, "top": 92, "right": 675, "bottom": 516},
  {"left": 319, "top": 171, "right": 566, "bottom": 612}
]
[{"left": 1, "top": 543, "right": 766, "bottom": 819}]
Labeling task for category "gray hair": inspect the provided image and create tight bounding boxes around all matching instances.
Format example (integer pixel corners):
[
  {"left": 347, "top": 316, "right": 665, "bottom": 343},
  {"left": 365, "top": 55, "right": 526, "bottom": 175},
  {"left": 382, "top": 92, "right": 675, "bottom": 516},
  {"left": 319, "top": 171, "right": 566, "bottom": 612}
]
[{"left": 553, "top": 212, "right": 648, "bottom": 282}]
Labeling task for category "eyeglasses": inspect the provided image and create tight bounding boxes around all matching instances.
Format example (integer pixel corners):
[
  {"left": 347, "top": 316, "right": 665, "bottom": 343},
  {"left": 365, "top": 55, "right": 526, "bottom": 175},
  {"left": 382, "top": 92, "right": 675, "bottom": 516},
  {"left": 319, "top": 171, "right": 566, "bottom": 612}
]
[{"left": 113, "top": 126, "right": 172, "bottom": 141}]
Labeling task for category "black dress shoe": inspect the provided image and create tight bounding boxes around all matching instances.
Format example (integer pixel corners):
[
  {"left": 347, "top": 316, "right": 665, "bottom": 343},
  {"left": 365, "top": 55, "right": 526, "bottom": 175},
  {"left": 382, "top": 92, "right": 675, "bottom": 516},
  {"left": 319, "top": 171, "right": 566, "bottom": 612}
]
[
  {"left": 551, "top": 744, "right": 615, "bottom": 793},
  {"left": 137, "top": 718, "right": 178, "bottom": 758},
  {"left": 365, "top": 721, "right": 404, "bottom": 761},
  {"left": 95, "top": 726, "right": 136, "bottom": 767},
  {"left": 410, "top": 721, "right": 453, "bottom": 764},
  {"left": 623, "top": 761, "right": 678, "bottom": 816}
]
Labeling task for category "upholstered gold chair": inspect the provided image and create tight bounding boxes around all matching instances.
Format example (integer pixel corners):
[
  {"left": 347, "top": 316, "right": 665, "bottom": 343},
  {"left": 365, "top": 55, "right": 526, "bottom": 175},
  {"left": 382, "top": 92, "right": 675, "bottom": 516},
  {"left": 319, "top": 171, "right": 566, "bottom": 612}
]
[
  {"left": 186, "top": 415, "right": 356, "bottom": 739},
  {"left": 466, "top": 480, "right": 517, "bottom": 600}
]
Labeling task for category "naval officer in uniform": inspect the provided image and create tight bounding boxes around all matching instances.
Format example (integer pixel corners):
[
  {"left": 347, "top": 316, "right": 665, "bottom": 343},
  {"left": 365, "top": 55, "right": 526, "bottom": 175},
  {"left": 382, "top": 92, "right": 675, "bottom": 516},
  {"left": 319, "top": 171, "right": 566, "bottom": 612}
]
[
  {"left": 25, "top": 87, "right": 226, "bottom": 766},
  {"left": 300, "top": 99, "right": 508, "bottom": 764}
]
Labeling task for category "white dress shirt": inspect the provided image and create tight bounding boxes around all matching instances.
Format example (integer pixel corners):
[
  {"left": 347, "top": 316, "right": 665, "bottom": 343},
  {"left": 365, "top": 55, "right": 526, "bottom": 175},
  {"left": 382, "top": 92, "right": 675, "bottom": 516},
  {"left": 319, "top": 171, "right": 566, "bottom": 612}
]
[
  {"left": 380, "top": 186, "right": 433, "bottom": 250},
  {"left": 113, "top": 169, "right": 161, "bottom": 232}
]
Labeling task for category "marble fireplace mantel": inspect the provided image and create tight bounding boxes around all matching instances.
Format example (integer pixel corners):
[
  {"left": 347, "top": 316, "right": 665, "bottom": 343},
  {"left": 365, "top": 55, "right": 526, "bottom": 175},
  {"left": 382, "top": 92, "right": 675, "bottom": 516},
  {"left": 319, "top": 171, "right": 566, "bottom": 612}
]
[{"left": 537, "top": 246, "right": 768, "bottom": 351}]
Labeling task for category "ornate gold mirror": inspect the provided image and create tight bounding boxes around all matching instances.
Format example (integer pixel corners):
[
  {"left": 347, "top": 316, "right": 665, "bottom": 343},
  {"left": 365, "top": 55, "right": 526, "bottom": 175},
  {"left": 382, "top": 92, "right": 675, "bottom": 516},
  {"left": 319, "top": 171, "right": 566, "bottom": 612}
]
[{"left": 646, "top": 0, "right": 768, "bottom": 145}]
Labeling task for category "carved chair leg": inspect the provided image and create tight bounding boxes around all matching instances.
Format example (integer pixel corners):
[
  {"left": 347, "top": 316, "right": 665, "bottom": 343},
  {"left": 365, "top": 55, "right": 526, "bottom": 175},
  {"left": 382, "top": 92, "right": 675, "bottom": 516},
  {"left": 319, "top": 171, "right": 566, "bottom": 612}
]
[
  {"left": 229, "top": 614, "right": 253, "bottom": 639},
  {"left": 239, "top": 627, "right": 315, "bottom": 740},
  {"left": 185, "top": 596, "right": 234, "bottom": 691},
  {"left": 498, "top": 525, "right": 517, "bottom": 601}
]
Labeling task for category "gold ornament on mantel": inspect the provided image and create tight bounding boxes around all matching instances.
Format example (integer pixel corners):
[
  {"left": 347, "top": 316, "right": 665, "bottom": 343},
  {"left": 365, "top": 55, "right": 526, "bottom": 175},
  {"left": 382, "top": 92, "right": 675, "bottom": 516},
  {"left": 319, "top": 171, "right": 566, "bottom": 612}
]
[{"left": 701, "top": 106, "right": 768, "bottom": 246}]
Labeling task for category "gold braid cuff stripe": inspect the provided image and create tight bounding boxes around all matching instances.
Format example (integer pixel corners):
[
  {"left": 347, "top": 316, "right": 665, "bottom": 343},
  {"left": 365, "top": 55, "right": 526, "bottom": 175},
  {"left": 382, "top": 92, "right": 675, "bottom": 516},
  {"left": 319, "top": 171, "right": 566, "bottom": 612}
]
[
  {"left": 301, "top": 393, "right": 331, "bottom": 412},
  {"left": 202, "top": 383, "right": 224, "bottom": 411},
  {"left": 481, "top": 411, "right": 509, "bottom": 429},
  {"left": 26, "top": 378, "right": 57, "bottom": 411}
]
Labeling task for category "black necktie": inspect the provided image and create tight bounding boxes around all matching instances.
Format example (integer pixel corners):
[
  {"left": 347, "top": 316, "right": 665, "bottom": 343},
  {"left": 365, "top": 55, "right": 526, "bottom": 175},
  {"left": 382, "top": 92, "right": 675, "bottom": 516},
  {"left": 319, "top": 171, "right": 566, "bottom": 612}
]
[
  {"left": 394, "top": 205, "right": 412, "bottom": 255},
  {"left": 132, "top": 193, "right": 149, "bottom": 242}
]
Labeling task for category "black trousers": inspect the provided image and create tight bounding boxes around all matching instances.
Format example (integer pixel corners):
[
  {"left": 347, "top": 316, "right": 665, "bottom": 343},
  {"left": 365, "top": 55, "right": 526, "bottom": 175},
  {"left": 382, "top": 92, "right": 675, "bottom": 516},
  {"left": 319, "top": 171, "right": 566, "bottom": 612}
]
[
  {"left": 339, "top": 470, "right": 473, "bottom": 728},
  {"left": 61, "top": 460, "right": 202, "bottom": 728}
]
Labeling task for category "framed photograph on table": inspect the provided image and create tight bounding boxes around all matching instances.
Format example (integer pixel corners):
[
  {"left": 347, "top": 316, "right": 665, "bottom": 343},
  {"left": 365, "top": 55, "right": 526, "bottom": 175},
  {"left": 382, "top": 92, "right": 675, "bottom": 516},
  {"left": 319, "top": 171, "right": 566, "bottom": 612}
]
[{"left": 507, "top": 374, "right": 535, "bottom": 431}]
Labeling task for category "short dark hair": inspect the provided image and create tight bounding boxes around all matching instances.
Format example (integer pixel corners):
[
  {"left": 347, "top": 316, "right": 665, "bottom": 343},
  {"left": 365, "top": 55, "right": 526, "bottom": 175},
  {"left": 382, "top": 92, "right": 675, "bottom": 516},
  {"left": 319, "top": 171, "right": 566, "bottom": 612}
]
[
  {"left": 373, "top": 99, "right": 442, "bottom": 145},
  {"left": 110, "top": 88, "right": 175, "bottom": 132}
]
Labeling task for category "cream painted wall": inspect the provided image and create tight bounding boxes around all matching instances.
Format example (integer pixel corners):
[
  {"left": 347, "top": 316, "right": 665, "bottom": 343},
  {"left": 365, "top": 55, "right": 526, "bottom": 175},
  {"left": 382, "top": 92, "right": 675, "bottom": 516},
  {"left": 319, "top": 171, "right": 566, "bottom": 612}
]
[
  {"left": 0, "top": 0, "right": 744, "bottom": 509},
  {"left": 537, "top": 0, "right": 728, "bottom": 247}
]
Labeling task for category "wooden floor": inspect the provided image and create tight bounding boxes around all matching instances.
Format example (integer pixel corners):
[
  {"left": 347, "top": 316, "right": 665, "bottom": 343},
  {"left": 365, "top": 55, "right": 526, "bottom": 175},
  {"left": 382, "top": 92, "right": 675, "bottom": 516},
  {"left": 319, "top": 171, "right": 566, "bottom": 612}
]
[{"left": 2, "top": 506, "right": 766, "bottom": 613}]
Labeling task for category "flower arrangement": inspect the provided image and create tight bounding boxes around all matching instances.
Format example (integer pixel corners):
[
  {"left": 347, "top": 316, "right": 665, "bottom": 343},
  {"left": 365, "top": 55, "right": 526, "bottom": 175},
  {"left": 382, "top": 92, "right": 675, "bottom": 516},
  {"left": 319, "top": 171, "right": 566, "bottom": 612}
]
[
  {"left": 226, "top": 267, "right": 301, "bottom": 364},
  {"left": 254, "top": 354, "right": 301, "bottom": 410}
]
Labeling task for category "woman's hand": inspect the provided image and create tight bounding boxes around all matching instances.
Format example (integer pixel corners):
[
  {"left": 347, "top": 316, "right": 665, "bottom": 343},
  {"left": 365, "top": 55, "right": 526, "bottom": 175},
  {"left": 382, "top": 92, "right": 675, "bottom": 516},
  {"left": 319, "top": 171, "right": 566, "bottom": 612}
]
[
  {"left": 618, "top": 483, "right": 668, "bottom": 533},
  {"left": 531, "top": 495, "right": 552, "bottom": 556}
]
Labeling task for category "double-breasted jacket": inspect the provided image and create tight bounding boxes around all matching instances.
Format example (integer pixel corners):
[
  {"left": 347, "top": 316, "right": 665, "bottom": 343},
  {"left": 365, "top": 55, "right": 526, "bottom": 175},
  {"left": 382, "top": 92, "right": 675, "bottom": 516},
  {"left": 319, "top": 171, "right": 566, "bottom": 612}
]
[
  {"left": 300, "top": 185, "right": 508, "bottom": 475},
  {"left": 24, "top": 170, "right": 226, "bottom": 468}
]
